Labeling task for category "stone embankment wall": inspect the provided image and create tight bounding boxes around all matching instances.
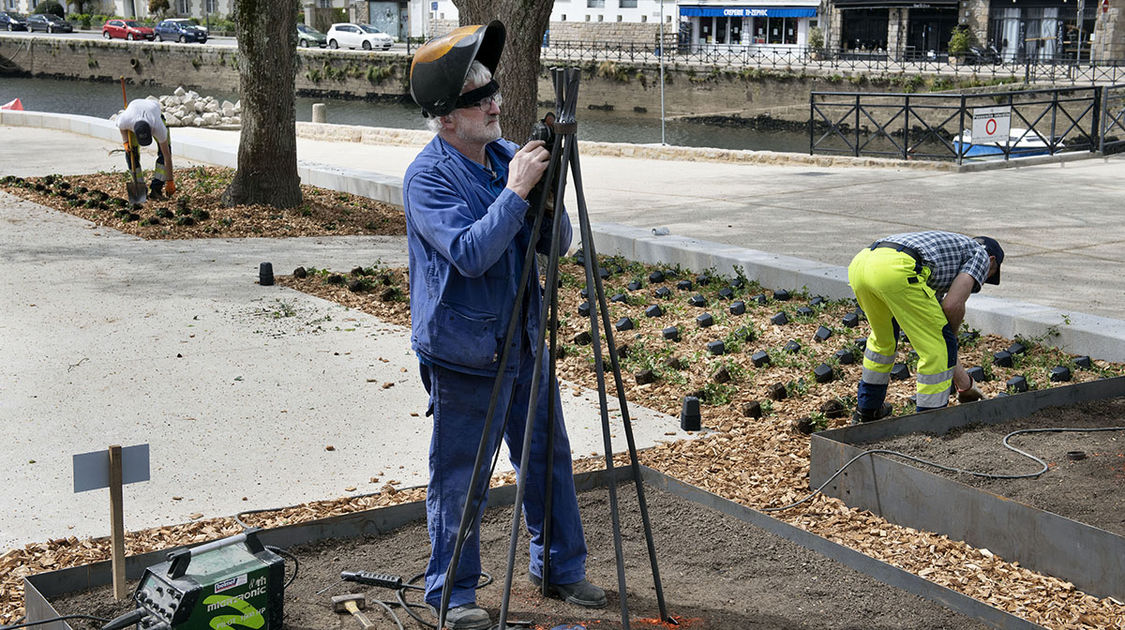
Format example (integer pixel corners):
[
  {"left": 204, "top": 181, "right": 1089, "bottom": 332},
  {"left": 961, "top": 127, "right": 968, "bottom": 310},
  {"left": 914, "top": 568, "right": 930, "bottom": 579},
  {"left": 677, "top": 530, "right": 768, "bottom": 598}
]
[{"left": 0, "top": 34, "right": 1026, "bottom": 125}]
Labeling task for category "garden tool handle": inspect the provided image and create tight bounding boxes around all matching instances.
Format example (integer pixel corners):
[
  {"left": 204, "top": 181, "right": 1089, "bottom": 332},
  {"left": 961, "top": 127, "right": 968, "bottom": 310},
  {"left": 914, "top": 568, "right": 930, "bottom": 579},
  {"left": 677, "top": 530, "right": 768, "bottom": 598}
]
[{"left": 344, "top": 600, "right": 376, "bottom": 629}]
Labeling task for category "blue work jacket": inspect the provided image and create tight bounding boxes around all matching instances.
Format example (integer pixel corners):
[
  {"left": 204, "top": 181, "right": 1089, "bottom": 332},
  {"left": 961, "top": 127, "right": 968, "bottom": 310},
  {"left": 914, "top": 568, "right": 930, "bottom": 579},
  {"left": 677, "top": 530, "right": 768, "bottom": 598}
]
[{"left": 403, "top": 135, "right": 573, "bottom": 375}]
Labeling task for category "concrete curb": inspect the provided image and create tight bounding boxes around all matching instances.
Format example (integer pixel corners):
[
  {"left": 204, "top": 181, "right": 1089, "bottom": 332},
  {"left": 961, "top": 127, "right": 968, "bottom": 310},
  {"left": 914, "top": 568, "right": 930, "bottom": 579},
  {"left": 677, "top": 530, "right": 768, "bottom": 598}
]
[{"left": 5, "top": 110, "right": 1124, "bottom": 361}]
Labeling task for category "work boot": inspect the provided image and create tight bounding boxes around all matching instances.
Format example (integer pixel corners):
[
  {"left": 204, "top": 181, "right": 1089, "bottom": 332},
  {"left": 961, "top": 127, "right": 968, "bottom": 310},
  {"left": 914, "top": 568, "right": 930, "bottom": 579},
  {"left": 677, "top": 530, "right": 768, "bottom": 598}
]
[
  {"left": 427, "top": 603, "right": 491, "bottom": 630},
  {"left": 851, "top": 403, "right": 893, "bottom": 425},
  {"left": 149, "top": 180, "right": 164, "bottom": 199},
  {"left": 530, "top": 575, "right": 607, "bottom": 608}
]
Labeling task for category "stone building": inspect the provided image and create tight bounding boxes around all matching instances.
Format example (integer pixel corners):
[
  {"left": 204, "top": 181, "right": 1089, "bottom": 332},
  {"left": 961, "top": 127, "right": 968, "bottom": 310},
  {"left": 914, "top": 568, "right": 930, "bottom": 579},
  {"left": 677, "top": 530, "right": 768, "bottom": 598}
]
[{"left": 822, "top": 0, "right": 1123, "bottom": 61}]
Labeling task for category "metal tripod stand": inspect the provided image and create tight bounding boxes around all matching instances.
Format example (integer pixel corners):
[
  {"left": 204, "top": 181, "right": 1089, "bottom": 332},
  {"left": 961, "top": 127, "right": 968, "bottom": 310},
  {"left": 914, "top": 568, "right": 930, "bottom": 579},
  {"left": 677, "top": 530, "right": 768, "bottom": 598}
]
[{"left": 436, "top": 67, "right": 674, "bottom": 630}]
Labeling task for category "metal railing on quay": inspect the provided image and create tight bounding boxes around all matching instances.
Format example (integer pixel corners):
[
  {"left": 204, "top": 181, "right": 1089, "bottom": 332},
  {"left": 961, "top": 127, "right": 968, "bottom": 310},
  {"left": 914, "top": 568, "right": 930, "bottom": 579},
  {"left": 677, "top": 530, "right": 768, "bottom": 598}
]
[
  {"left": 540, "top": 40, "right": 1125, "bottom": 84},
  {"left": 808, "top": 84, "right": 1125, "bottom": 163}
]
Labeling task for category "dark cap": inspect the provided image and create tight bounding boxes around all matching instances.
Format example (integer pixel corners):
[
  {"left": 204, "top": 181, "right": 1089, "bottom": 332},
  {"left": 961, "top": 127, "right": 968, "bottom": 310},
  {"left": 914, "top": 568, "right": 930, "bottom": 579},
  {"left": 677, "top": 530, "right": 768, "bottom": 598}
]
[
  {"left": 974, "top": 236, "right": 1004, "bottom": 285},
  {"left": 134, "top": 120, "right": 153, "bottom": 146}
]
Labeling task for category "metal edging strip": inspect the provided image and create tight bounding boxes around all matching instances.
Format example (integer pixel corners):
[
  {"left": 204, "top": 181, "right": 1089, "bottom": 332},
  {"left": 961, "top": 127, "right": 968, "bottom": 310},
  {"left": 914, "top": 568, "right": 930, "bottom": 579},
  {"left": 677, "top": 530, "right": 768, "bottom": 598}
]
[{"left": 810, "top": 376, "right": 1125, "bottom": 601}]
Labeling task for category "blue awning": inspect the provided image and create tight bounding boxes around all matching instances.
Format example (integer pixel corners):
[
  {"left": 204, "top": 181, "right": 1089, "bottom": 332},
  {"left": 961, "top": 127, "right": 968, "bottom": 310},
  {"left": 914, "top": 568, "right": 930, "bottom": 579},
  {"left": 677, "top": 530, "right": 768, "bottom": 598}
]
[{"left": 680, "top": 5, "right": 818, "bottom": 17}]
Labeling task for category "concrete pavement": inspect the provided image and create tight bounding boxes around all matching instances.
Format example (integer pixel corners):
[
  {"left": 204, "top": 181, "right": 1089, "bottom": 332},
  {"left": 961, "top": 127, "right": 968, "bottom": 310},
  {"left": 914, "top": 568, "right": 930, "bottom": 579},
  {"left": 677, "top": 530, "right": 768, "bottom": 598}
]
[{"left": 2, "top": 115, "right": 1124, "bottom": 549}]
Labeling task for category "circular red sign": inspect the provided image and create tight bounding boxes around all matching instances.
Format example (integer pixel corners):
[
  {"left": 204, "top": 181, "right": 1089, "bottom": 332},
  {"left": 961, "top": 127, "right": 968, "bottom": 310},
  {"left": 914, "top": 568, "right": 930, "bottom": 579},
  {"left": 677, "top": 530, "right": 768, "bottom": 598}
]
[{"left": 985, "top": 118, "right": 997, "bottom": 135}]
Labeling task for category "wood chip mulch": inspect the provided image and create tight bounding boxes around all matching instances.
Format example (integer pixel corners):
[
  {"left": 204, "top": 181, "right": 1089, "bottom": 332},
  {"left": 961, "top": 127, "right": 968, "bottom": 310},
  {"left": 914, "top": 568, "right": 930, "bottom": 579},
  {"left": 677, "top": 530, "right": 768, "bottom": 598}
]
[
  {"left": 0, "top": 168, "right": 405, "bottom": 239},
  {"left": 2, "top": 221, "right": 1123, "bottom": 628}
]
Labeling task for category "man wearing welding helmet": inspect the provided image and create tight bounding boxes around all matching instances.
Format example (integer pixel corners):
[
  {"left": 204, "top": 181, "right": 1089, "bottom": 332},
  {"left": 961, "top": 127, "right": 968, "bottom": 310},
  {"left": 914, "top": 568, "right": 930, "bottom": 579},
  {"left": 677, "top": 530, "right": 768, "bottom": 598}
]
[
  {"left": 116, "top": 98, "right": 175, "bottom": 198},
  {"left": 403, "top": 20, "right": 605, "bottom": 630},
  {"left": 848, "top": 231, "right": 1004, "bottom": 422}
]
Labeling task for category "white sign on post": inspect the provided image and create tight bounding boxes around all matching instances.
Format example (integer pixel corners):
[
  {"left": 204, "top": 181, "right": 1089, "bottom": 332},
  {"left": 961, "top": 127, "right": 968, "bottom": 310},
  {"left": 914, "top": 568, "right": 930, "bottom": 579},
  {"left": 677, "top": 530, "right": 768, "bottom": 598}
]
[
  {"left": 971, "top": 106, "right": 1012, "bottom": 144},
  {"left": 73, "top": 444, "right": 150, "bottom": 600}
]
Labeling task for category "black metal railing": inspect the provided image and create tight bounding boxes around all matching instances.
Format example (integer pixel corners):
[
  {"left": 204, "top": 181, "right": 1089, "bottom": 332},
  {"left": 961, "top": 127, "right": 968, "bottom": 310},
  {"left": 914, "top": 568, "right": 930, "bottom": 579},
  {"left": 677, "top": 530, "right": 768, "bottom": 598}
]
[
  {"left": 1102, "top": 85, "right": 1125, "bottom": 155},
  {"left": 541, "top": 40, "right": 1125, "bottom": 85},
  {"left": 808, "top": 85, "right": 1125, "bottom": 162}
]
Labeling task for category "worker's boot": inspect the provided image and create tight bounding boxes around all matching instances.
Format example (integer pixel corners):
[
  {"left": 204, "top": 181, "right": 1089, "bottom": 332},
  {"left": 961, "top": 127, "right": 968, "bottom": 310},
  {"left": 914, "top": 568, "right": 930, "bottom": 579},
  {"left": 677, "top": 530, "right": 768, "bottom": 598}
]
[
  {"left": 427, "top": 603, "right": 491, "bottom": 630},
  {"left": 149, "top": 179, "right": 164, "bottom": 199},
  {"left": 530, "top": 575, "right": 607, "bottom": 608},
  {"left": 851, "top": 403, "right": 893, "bottom": 425}
]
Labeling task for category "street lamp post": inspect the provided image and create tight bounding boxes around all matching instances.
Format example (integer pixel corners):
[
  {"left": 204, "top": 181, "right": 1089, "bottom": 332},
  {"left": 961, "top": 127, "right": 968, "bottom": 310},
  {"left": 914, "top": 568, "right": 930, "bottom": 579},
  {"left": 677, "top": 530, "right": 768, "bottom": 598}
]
[
  {"left": 659, "top": 0, "right": 666, "bottom": 145},
  {"left": 1075, "top": 0, "right": 1085, "bottom": 64}
]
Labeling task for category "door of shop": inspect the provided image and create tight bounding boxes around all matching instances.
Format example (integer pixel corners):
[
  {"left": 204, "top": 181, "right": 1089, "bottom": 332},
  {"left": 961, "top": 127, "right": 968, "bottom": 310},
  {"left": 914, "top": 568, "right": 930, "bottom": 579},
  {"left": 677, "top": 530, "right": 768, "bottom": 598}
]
[{"left": 907, "top": 8, "right": 956, "bottom": 57}]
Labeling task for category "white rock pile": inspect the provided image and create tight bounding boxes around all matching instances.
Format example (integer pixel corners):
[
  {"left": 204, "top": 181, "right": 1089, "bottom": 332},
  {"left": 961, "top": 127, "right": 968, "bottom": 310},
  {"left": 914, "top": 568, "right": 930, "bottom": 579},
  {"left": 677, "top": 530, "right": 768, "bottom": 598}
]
[{"left": 112, "top": 86, "right": 241, "bottom": 128}]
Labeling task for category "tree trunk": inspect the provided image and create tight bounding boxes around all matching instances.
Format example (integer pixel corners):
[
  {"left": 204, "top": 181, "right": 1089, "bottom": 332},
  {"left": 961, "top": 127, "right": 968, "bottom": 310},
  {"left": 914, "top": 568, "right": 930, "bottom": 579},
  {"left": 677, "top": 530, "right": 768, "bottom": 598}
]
[
  {"left": 452, "top": 0, "right": 552, "bottom": 143},
  {"left": 221, "top": 0, "right": 303, "bottom": 209}
]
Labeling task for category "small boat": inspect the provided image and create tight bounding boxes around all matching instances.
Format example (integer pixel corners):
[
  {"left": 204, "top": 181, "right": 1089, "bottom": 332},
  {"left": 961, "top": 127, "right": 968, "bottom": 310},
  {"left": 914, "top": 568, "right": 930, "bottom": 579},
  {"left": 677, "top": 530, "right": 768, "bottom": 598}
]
[{"left": 953, "top": 127, "right": 1051, "bottom": 159}]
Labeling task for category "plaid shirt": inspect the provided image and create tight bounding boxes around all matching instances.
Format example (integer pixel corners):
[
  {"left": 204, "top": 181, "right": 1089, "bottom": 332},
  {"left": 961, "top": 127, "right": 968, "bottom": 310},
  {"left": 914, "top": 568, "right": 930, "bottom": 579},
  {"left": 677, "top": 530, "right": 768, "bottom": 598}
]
[{"left": 880, "top": 231, "right": 990, "bottom": 294}]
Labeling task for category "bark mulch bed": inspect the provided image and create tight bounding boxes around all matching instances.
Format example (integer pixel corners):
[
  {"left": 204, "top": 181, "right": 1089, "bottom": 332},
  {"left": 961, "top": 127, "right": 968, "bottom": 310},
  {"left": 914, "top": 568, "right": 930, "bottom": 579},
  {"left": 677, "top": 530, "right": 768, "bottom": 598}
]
[
  {"left": 0, "top": 168, "right": 405, "bottom": 239},
  {"left": 51, "top": 486, "right": 989, "bottom": 630},
  {"left": 866, "top": 396, "right": 1125, "bottom": 537}
]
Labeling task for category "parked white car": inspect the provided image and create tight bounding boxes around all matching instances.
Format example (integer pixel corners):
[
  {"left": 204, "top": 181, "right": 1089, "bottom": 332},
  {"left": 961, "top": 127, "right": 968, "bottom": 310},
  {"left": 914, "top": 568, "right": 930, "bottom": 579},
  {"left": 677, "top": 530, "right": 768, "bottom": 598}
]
[{"left": 326, "top": 23, "right": 393, "bottom": 50}]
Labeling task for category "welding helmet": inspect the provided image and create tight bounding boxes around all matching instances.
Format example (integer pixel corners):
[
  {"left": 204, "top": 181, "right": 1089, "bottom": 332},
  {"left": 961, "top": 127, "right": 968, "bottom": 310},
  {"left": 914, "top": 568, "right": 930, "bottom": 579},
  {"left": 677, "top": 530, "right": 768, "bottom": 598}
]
[{"left": 409, "top": 20, "right": 505, "bottom": 117}]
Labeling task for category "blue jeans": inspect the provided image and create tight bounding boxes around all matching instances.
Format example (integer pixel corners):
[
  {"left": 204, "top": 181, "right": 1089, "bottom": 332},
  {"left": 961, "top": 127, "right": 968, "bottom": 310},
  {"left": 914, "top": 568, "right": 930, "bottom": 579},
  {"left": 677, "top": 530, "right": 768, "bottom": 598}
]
[{"left": 420, "top": 347, "right": 587, "bottom": 608}]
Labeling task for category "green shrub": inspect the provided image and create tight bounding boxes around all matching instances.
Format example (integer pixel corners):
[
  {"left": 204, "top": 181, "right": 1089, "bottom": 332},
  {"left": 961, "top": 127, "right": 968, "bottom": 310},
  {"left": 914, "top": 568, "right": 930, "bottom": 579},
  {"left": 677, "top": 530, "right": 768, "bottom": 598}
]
[
  {"left": 808, "top": 26, "right": 824, "bottom": 51},
  {"left": 32, "top": 0, "right": 64, "bottom": 17},
  {"left": 948, "top": 26, "right": 972, "bottom": 55}
]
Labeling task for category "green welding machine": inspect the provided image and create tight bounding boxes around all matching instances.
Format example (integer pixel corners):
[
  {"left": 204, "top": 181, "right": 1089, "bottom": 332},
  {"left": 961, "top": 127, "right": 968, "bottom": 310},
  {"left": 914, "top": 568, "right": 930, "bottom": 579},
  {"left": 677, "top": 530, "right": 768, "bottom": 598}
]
[{"left": 131, "top": 530, "right": 285, "bottom": 630}]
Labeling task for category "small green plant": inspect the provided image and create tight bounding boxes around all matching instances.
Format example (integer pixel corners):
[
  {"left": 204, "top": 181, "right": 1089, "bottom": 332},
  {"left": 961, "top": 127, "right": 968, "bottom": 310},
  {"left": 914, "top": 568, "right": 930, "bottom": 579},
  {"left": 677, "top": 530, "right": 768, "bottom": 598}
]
[{"left": 948, "top": 26, "right": 972, "bottom": 56}]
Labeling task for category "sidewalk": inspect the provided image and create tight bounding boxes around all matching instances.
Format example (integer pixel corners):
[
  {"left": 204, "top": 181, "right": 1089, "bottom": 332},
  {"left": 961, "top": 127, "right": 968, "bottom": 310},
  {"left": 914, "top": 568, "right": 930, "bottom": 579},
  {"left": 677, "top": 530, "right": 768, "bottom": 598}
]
[{"left": 2, "top": 118, "right": 1124, "bottom": 549}]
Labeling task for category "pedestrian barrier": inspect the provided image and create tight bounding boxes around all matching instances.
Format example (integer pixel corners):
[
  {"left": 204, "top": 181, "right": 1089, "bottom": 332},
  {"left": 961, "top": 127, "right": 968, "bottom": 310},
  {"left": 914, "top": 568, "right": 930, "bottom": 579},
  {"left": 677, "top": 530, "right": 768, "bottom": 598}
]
[
  {"left": 542, "top": 40, "right": 1125, "bottom": 84},
  {"left": 808, "top": 84, "right": 1125, "bottom": 163}
]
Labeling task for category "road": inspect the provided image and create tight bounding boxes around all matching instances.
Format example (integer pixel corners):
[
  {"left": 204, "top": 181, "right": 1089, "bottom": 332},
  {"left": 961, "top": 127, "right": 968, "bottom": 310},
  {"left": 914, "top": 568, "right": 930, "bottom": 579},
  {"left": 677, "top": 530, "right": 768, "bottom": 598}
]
[{"left": 1, "top": 28, "right": 418, "bottom": 52}]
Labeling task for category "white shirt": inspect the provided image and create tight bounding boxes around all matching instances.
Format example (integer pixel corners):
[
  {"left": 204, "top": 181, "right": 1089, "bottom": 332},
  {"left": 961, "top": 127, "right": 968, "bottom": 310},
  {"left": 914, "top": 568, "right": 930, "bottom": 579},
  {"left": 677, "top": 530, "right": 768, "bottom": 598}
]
[{"left": 116, "top": 99, "right": 168, "bottom": 144}]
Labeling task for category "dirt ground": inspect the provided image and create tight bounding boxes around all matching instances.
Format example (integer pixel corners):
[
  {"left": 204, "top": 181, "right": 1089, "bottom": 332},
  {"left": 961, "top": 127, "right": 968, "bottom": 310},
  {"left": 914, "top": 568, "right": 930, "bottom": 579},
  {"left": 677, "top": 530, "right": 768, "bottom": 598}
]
[
  {"left": 0, "top": 168, "right": 405, "bottom": 239},
  {"left": 51, "top": 486, "right": 986, "bottom": 630},
  {"left": 865, "top": 396, "right": 1125, "bottom": 536}
]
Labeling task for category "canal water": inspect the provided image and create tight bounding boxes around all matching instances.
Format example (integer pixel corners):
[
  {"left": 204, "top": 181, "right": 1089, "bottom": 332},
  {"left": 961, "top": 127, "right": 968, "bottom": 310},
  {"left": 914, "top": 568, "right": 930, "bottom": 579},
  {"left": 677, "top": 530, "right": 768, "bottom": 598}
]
[{"left": 0, "top": 76, "right": 812, "bottom": 153}]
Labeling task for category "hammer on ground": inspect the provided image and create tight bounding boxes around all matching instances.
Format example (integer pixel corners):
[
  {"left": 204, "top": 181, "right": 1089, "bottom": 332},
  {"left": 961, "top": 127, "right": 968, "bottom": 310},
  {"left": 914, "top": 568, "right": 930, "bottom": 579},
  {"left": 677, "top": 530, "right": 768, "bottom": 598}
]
[{"left": 332, "top": 593, "right": 376, "bottom": 629}]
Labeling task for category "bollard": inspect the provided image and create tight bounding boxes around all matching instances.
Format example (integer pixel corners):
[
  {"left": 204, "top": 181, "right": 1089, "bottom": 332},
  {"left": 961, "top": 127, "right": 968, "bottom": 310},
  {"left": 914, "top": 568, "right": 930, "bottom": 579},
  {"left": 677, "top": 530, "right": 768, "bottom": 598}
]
[
  {"left": 680, "top": 396, "right": 701, "bottom": 431},
  {"left": 259, "top": 262, "right": 274, "bottom": 286},
  {"left": 311, "top": 102, "right": 327, "bottom": 123}
]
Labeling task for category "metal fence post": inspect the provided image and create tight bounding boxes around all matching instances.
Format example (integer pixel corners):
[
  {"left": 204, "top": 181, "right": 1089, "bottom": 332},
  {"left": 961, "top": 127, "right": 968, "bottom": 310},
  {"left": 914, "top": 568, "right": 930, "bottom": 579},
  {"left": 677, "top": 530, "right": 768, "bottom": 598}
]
[
  {"left": 957, "top": 94, "right": 966, "bottom": 166},
  {"left": 1093, "top": 85, "right": 1103, "bottom": 154},
  {"left": 903, "top": 95, "right": 910, "bottom": 160},
  {"left": 1050, "top": 88, "right": 1059, "bottom": 154},
  {"left": 855, "top": 94, "right": 861, "bottom": 157},
  {"left": 809, "top": 92, "right": 815, "bottom": 155}
]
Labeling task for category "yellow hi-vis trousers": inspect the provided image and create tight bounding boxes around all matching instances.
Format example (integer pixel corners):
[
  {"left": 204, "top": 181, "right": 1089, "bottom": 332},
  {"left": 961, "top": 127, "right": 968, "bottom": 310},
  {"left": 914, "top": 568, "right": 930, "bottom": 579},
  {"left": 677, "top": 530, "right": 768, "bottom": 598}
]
[{"left": 847, "top": 247, "right": 957, "bottom": 411}]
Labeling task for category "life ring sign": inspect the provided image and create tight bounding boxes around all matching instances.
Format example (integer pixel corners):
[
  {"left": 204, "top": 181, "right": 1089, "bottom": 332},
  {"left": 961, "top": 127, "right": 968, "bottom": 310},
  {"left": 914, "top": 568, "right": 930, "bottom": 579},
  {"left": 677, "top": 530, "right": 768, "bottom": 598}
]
[{"left": 971, "top": 105, "right": 1012, "bottom": 143}]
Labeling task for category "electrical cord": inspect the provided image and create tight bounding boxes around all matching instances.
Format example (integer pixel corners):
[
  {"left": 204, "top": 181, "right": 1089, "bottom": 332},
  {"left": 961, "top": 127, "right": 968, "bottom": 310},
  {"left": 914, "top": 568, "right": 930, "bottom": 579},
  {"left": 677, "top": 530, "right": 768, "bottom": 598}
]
[
  {"left": 0, "top": 614, "right": 110, "bottom": 629},
  {"left": 265, "top": 545, "right": 299, "bottom": 589},
  {"left": 764, "top": 425, "right": 1125, "bottom": 512}
]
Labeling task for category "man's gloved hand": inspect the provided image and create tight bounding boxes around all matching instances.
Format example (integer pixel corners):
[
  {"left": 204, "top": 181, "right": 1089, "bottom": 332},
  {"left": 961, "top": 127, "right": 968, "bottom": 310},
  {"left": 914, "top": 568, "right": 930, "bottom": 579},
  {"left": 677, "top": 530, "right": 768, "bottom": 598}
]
[
  {"left": 957, "top": 377, "right": 985, "bottom": 403},
  {"left": 165, "top": 179, "right": 176, "bottom": 197}
]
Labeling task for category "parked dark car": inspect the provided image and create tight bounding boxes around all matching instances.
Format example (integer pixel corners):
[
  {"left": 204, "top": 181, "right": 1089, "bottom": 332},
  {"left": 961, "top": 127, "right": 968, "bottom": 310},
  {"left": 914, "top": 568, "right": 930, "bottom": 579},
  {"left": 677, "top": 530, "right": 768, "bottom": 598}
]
[
  {"left": 154, "top": 18, "right": 207, "bottom": 43},
  {"left": 102, "top": 19, "right": 155, "bottom": 41},
  {"left": 26, "top": 13, "right": 74, "bottom": 33},
  {"left": 1, "top": 11, "right": 28, "bottom": 31}
]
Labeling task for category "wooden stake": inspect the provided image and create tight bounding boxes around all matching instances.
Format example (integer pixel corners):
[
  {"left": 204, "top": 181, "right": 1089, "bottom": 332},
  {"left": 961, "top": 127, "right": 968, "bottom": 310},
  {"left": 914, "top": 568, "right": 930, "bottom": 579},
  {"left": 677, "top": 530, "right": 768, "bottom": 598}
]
[{"left": 108, "top": 444, "right": 127, "bottom": 600}]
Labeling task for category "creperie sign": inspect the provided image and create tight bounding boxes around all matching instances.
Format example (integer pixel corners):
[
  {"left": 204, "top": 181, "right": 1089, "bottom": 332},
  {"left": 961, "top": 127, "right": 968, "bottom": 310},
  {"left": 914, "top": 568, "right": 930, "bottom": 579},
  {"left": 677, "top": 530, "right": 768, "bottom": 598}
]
[{"left": 722, "top": 8, "right": 771, "bottom": 16}]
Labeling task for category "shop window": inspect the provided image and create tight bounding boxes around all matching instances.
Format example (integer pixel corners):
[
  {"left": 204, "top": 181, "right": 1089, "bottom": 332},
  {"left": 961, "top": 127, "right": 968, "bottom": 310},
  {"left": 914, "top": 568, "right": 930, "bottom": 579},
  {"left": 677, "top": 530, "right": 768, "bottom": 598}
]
[
  {"left": 768, "top": 17, "right": 782, "bottom": 44},
  {"left": 785, "top": 18, "right": 797, "bottom": 44}
]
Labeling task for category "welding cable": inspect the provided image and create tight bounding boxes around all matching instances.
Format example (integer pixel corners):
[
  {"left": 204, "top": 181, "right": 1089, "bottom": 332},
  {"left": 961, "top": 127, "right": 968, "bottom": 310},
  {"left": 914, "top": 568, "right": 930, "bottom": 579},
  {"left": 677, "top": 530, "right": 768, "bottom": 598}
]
[
  {"left": 0, "top": 614, "right": 110, "bottom": 629},
  {"left": 265, "top": 545, "right": 299, "bottom": 588},
  {"left": 395, "top": 571, "right": 493, "bottom": 629},
  {"left": 764, "top": 425, "right": 1125, "bottom": 513}
]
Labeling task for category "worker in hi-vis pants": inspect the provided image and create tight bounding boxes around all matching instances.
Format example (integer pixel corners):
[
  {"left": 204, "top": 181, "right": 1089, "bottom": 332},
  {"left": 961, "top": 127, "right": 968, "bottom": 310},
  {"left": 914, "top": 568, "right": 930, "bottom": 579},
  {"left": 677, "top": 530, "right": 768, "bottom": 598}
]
[{"left": 847, "top": 231, "right": 1004, "bottom": 422}]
